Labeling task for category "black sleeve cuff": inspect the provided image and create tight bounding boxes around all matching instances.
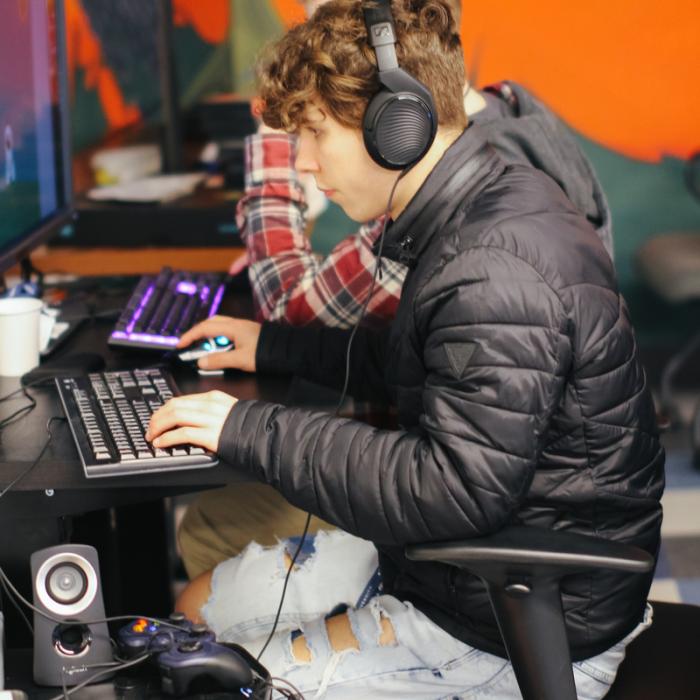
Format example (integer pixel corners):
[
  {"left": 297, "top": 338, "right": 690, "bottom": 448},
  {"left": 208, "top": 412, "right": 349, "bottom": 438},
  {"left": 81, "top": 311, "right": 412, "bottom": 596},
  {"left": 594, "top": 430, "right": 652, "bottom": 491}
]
[
  {"left": 255, "top": 321, "right": 323, "bottom": 376},
  {"left": 216, "top": 399, "right": 272, "bottom": 477}
]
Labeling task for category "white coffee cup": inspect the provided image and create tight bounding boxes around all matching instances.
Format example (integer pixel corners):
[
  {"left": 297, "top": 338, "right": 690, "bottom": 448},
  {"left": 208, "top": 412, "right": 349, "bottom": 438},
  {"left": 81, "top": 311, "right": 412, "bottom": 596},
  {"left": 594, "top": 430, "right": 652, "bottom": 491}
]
[{"left": 0, "top": 297, "right": 44, "bottom": 377}]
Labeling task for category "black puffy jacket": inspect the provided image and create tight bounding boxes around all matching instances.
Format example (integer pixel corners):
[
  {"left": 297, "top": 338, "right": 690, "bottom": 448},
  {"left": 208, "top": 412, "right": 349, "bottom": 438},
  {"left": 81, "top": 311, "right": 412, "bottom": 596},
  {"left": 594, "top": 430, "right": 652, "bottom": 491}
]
[{"left": 219, "top": 125, "right": 665, "bottom": 661}]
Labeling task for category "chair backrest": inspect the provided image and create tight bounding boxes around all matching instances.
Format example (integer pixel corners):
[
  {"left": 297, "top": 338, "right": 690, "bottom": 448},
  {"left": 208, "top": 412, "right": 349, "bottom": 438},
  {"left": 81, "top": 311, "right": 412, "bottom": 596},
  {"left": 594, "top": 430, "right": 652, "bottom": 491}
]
[{"left": 605, "top": 600, "right": 700, "bottom": 700}]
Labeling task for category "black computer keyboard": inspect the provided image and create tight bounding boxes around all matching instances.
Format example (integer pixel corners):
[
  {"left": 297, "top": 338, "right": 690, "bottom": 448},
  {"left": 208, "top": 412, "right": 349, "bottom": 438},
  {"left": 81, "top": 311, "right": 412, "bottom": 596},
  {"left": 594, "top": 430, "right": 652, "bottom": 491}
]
[
  {"left": 109, "top": 267, "right": 227, "bottom": 350},
  {"left": 56, "top": 368, "right": 218, "bottom": 478}
]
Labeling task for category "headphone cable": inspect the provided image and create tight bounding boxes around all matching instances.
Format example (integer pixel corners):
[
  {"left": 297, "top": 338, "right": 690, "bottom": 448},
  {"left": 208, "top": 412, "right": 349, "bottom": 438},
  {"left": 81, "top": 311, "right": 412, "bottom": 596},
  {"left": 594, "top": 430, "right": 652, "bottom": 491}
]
[{"left": 256, "top": 168, "right": 407, "bottom": 663}]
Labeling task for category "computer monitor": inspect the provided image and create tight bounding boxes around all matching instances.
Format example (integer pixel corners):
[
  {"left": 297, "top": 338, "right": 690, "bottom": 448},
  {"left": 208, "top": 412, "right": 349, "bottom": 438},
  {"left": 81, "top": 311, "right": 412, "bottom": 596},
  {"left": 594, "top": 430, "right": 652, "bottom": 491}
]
[{"left": 0, "top": 0, "right": 72, "bottom": 278}]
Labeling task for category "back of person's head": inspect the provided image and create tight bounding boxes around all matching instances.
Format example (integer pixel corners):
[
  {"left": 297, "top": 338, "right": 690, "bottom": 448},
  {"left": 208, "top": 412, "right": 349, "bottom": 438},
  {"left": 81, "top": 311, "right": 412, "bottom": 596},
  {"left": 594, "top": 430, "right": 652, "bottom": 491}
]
[{"left": 258, "top": 0, "right": 466, "bottom": 133}]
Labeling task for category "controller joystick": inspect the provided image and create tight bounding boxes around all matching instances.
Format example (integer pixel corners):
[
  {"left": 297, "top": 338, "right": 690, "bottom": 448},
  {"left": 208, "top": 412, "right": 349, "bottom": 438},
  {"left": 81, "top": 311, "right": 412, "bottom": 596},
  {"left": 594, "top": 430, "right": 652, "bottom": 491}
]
[{"left": 156, "top": 639, "right": 255, "bottom": 696}]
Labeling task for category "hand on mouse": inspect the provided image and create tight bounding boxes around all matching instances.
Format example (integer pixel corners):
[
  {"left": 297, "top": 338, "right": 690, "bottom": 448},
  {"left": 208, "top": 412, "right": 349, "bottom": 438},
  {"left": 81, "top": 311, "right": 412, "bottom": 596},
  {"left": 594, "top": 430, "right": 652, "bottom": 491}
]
[{"left": 177, "top": 316, "right": 261, "bottom": 372}]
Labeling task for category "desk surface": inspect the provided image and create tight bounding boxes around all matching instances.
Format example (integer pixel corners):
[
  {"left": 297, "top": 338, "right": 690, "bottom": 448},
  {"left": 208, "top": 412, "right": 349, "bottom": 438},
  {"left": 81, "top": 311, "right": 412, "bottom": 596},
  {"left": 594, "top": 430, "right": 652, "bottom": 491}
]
[{"left": 0, "top": 285, "right": 292, "bottom": 517}]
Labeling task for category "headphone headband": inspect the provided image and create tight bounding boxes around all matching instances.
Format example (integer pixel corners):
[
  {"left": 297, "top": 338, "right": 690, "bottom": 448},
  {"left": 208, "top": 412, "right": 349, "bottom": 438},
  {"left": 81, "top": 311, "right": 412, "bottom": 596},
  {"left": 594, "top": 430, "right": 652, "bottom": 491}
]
[{"left": 363, "top": 1, "right": 398, "bottom": 72}]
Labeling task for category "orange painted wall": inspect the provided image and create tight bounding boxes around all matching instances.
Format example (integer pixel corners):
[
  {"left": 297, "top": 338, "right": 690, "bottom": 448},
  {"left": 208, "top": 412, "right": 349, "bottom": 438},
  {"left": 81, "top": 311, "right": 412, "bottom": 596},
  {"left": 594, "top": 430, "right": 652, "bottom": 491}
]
[
  {"left": 269, "top": 0, "right": 306, "bottom": 27},
  {"left": 458, "top": 0, "right": 699, "bottom": 162},
  {"left": 172, "top": 0, "right": 229, "bottom": 43},
  {"left": 272, "top": 0, "right": 700, "bottom": 162}
]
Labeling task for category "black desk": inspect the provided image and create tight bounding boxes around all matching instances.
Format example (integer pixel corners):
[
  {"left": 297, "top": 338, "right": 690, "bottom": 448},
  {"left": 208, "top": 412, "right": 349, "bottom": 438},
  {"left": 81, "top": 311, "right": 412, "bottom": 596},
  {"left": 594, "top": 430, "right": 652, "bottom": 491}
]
[
  {"left": 0, "top": 286, "right": 295, "bottom": 647},
  {"left": 0, "top": 289, "right": 290, "bottom": 507}
]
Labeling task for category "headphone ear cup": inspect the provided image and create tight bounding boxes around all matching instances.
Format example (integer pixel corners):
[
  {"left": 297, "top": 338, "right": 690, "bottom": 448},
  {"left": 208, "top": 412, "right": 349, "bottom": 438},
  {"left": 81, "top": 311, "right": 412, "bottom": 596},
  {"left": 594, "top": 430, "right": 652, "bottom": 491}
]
[{"left": 363, "top": 89, "right": 435, "bottom": 170}]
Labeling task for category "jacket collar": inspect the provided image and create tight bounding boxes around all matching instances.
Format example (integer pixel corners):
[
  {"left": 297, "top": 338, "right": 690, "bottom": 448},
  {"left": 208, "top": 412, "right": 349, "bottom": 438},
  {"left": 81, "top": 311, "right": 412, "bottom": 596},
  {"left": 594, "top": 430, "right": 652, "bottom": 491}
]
[{"left": 373, "top": 124, "right": 505, "bottom": 267}]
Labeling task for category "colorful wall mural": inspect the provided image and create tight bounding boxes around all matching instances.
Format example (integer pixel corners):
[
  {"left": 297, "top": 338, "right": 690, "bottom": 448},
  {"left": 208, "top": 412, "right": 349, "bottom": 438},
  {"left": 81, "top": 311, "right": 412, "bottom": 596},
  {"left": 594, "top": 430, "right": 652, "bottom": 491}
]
[{"left": 65, "top": 0, "right": 700, "bottom": 333}]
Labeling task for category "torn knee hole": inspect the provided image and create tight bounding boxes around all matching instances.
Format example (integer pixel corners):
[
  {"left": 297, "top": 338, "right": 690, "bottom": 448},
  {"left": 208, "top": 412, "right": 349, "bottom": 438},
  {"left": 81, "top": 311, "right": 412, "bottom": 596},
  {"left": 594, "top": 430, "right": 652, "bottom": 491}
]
[
  {"left": 378, "top": 613, "right": 396, "bottom": 646},
  {"left": 290, "top": 630, "right": 312, "bottom": 663},
  {"left": 290, "top": 611, "right": 397, "bottom": 663}
]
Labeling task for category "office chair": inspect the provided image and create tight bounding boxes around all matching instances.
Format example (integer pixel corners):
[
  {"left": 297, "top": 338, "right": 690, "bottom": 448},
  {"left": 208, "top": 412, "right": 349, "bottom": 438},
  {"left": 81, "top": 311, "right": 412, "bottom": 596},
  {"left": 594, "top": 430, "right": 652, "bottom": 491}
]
[
  {"left": 636, "top": 153, "right": 700, "bottom": 466},
  {"left": 406, "top": 527, "right": 700, "bottom": 700}
]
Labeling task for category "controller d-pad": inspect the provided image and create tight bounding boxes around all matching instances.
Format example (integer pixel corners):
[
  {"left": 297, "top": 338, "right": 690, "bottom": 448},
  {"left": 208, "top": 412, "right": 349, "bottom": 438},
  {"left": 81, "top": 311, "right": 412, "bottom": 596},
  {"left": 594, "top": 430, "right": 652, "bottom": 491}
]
[{"left": 178, "top": 640, "right": 203, "bottom": 653}]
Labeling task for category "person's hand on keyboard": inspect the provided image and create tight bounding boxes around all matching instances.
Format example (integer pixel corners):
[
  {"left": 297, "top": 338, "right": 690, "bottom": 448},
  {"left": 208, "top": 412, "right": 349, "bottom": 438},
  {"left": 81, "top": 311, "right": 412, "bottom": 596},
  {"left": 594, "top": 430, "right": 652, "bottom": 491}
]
[
  {"left": 145, "top": 390, "right": 237, "bottom": 453},
  {"left": 177, "top": 316, "right": 261, "bottom": 372}
]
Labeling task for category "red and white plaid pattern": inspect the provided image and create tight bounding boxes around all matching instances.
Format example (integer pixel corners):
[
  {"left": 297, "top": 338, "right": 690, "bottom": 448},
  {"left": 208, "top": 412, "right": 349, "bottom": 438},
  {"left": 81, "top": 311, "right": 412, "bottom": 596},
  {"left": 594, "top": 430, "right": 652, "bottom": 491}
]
[{"left": 235, "top": 133, "right": 406, "bottom": 328}]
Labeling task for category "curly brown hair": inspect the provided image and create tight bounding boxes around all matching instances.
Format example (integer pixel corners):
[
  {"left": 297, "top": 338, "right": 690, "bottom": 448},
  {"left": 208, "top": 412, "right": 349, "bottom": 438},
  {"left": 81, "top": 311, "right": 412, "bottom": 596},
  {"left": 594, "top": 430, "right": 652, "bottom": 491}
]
[{"left": 258, "top": 0, "right": 466, "bottom": 133}]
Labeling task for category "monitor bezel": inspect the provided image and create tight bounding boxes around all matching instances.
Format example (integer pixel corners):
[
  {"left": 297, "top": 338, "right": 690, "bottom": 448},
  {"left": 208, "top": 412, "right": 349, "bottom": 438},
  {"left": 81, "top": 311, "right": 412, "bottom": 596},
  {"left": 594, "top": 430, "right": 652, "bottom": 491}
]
[{"left": 0, "top": 0, "right": 74, "bottom": 276}]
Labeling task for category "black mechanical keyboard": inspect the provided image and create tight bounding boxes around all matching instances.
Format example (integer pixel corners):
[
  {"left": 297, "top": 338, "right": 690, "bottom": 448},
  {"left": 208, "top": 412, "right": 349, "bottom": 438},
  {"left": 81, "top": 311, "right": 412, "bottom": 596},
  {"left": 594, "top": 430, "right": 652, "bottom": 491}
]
[
  {"left": 109, "top": 267, "right": 228, "bottom": 350},
  {"left": 56, "top": 368, "right": 218, "bottom": 478}
]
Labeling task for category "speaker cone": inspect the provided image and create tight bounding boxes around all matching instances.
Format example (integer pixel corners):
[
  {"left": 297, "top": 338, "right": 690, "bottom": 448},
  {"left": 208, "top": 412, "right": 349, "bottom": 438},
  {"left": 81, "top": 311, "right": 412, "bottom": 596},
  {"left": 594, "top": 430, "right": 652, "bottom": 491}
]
[{"left": 45, "top": 563, "right": 88, "bottom": 606}]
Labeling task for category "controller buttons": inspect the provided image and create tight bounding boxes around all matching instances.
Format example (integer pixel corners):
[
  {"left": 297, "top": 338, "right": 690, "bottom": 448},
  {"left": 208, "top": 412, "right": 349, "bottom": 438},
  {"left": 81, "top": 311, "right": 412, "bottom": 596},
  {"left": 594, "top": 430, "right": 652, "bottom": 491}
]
[
  {"left": 178, "top": 640, "right": 203, "bottom": 653},
  {"left": 133, "top": 618, "right": 149, "bottom": 633},
  {"left": 191, "top": 623, "right": 209, "bottom": 636},
  {"left": 168, "top": 612, "right": 186, "bottom": 623},
  {"left": 151, "top": 633, "right": 174, "bottom": 651}
]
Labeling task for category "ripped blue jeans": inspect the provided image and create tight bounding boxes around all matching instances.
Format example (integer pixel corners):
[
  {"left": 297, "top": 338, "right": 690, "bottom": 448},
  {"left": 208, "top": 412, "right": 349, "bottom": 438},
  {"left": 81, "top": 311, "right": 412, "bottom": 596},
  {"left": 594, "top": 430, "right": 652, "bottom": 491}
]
[{"left": 201, "top": 530, "right": 652, "bottom": 700}]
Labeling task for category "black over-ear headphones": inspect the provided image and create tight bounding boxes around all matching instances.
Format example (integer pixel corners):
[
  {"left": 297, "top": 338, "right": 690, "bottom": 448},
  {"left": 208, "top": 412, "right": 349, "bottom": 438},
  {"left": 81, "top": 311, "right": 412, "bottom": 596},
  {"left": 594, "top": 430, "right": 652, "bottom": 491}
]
[{"left": 362, "top": 0, "right": 437, "bottom": 170}]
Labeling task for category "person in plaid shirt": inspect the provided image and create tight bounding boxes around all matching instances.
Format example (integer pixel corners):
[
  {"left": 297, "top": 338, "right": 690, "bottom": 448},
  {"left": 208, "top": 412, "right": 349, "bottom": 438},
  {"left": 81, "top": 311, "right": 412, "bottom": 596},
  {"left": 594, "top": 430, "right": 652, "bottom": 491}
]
[
  {"left": 235, "top": 89, "right": 613, "bottom": 330},
  {"left": 235, "top": 130, "right": 405, "bottom": 328},
  {"left": 178, "top": 0, "right": 614, "bottom": 579}
]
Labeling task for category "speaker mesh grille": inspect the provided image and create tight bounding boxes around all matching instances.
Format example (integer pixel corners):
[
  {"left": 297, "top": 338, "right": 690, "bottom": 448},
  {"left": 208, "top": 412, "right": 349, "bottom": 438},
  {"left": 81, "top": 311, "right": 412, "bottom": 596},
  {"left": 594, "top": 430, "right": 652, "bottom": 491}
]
[{"left": 376, "top": 100, "right": 432, "bottom": 167}]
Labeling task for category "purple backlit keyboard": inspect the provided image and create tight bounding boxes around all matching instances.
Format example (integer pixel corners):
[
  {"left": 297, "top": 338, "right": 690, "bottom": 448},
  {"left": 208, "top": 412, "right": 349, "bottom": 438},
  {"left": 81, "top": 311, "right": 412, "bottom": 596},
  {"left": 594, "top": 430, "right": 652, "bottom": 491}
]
[{"left": 109, "top": 267, "right": 227, "bottom": 350}]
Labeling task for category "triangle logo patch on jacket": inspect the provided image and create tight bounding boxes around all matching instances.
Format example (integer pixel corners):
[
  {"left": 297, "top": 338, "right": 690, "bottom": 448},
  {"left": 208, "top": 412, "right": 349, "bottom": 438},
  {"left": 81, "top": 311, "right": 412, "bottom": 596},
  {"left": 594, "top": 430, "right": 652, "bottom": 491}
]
[{"left": 444, "top": 342, "right": 477, "bottom": 378}]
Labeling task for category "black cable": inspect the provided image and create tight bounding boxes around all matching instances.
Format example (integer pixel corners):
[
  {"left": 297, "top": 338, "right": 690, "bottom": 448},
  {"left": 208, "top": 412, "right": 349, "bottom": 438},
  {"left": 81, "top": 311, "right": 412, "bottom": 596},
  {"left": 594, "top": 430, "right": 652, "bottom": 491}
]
[
  {"left": 0, "top": 416, "right": 65, "bottom": 499},
  {"left": 255, "top": 513, "right": 311, "bottom": 663},
  {"left": 48, "top": 653, "right": 151, "bottom": 700},
  {"left": 60, "top": 657, "right": 127, "bottom": 700},
  {"left": 0, "top": 385, "right": 37, "bottom": 433},
  {"left": 0, "top": 377, "right": 57, "bottom": 438},
  {"left": 0, "top": 377, "right": 54, "bottom": 403},
  {"left": 0, "top": 573, "right": 34, "bottom": 636},
  {"left": 334, "top": 174, "right": 401, "bottom": 417},
  {"left": 256, "top": 170, "right": 408, "bottom": 665},
  {"left": 270, "top": 675, "right": 306, "bottom": 699},
  {"left": 0, "top": 411, "right": 66, "bottom": 629}
]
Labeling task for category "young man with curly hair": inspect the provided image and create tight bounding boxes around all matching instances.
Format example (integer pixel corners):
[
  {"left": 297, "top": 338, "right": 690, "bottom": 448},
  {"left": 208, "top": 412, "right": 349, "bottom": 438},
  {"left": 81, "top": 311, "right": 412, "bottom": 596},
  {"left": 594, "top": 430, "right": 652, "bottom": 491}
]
[
  {"left": 148, "top": 2, "right": 662, "bottom": 697},
  {"left": 178, "top": 0, "right": 615, "bottom": 583}
]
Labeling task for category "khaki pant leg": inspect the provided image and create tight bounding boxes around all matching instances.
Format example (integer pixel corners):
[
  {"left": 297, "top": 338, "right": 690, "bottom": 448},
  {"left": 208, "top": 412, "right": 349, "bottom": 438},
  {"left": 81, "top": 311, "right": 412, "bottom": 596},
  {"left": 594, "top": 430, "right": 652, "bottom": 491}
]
[{"left": 178, "top": 483, "right": 334, "bottom": 579}]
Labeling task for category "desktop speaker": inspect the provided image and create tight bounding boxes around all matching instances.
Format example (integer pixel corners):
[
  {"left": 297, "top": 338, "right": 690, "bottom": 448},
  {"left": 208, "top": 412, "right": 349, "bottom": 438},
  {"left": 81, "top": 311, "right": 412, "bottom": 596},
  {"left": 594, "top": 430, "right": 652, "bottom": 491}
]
[{"left": 30, "top": 544, "right": 113, "bottom": 687}]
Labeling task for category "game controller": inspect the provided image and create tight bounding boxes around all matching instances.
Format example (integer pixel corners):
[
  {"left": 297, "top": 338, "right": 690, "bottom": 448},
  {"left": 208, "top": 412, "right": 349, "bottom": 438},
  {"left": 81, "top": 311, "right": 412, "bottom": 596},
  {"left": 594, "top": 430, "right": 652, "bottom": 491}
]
[
  {"left": 117, "top": 613, "right": 215, "bottom": 658},
  {"left": 117, "top": 614, "right": 266, "bottom": 697}
]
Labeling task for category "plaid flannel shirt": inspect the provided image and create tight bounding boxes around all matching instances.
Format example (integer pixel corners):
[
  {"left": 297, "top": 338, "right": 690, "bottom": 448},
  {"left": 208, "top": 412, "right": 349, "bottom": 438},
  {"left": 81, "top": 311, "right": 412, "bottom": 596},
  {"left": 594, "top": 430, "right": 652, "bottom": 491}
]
[{"left": 235, "top": 133, "right": 407, "bottom": 328}]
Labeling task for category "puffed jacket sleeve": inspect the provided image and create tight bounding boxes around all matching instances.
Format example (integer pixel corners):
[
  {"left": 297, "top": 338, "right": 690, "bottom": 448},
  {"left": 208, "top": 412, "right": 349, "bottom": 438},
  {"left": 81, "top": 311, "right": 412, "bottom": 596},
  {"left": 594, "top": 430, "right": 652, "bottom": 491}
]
[{"left": 219, "top": 246, "right": 572, "bottom": 545}]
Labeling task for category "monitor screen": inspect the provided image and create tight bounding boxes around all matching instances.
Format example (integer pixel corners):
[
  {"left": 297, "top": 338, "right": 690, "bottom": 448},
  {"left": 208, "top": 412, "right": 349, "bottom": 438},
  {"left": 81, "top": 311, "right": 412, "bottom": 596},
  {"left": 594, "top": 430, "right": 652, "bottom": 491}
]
[{"left": 0, "top": 0, "right": 72, "bottom": 275}]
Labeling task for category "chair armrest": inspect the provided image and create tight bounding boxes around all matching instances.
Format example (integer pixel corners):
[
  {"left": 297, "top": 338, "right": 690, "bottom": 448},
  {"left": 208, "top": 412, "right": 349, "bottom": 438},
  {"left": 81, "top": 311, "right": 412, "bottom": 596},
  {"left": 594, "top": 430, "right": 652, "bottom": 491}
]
[{"left": 406, "top": 526, "right": 653, "bottom": 581}]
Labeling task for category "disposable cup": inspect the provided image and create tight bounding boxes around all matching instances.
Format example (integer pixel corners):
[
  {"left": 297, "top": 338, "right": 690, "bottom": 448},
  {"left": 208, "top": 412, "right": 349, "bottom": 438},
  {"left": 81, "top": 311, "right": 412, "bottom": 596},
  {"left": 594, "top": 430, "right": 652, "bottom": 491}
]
[{"left": 0, "top": 297, "right": 44, "bottom": 377}]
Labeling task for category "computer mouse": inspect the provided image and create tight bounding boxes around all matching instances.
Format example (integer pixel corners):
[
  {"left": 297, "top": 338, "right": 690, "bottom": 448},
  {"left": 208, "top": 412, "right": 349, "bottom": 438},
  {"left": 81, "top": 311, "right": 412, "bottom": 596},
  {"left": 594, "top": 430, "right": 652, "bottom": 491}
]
[{"left": 177, "top": 336, "right": 233, "bottom": 362}]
